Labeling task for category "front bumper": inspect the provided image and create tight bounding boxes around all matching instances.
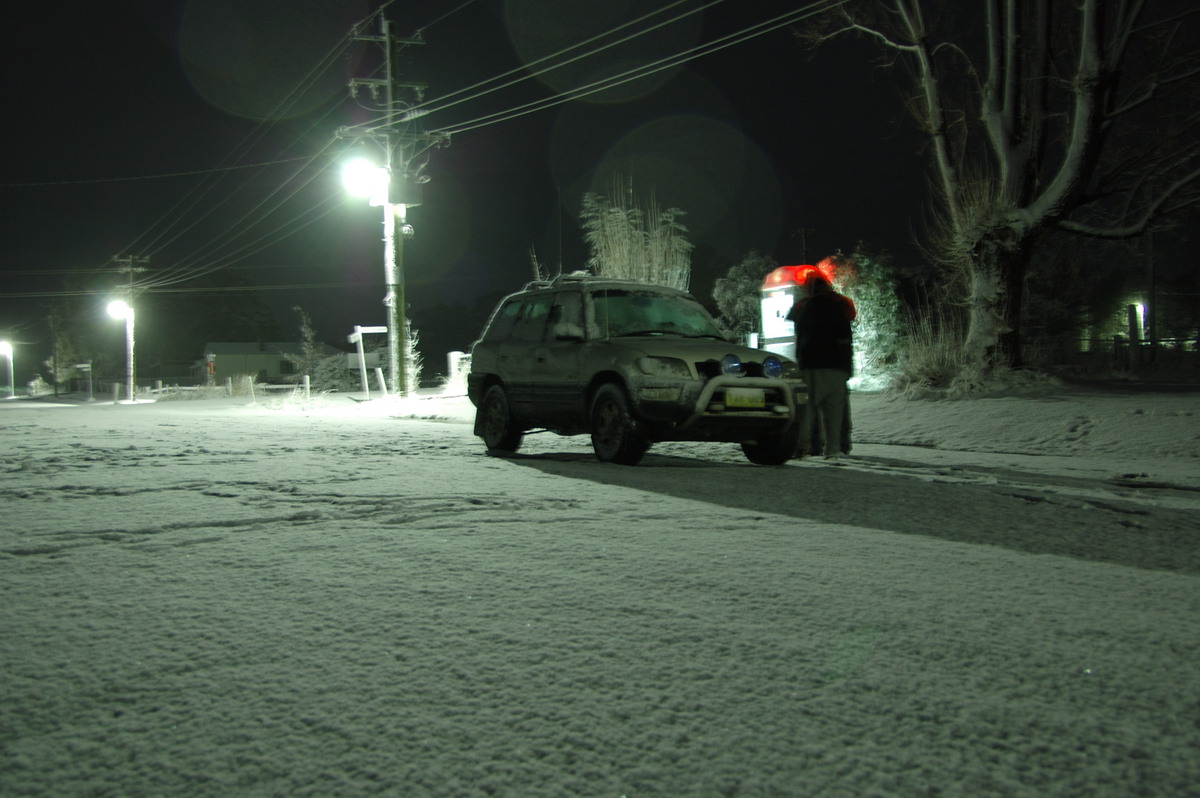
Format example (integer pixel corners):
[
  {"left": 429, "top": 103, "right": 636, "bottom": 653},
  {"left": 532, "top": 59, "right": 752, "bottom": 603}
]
[{"left": 630, "top": 377, "right": 807, "bottom": 441}]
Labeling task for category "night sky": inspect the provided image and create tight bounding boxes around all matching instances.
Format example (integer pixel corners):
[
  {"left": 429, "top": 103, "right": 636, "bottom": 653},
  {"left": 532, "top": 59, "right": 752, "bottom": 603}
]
[{"left": 0, "top": 0, "right": 927, "bottom": 380}]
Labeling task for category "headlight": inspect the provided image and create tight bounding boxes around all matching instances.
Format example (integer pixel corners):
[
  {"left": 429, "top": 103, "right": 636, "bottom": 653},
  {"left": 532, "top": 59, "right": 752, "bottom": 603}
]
[
  {"left": 779, "top": 360, "right": 801, "bottom": 379},
  {"left": 721, "top": 354, "right": 745, "bottom": 376},
  {"left": 637, "top": 356, "right": 691, "bottom": 378},
  {"left": 763, "top": 356, "right": 783, "bottom": 378}
]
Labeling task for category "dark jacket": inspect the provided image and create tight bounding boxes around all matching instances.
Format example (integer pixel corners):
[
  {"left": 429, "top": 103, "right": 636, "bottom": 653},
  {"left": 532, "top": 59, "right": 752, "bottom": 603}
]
[{"left": 788, "top": 290, "right": 854, "bottom": 374}]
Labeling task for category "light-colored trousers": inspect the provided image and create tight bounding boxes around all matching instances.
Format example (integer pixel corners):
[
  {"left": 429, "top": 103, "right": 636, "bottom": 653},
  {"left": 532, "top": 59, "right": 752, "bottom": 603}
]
[{"left": 801, "top": 369, "right": 850, "bottom": 456}]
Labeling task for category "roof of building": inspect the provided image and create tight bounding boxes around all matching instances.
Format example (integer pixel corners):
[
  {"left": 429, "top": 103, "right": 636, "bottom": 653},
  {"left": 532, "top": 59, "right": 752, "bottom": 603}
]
[{"left": 203, "top": 342, "right": 342, "bottom": 357}]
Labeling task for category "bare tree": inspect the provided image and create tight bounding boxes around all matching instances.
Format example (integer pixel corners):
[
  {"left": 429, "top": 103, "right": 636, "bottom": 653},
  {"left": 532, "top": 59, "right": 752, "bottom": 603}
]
[
  {"left": 812, "top": 0, "right": 1200, "bottom": 375},
  {"left": 580, "top": 176, "right": 694, "bottom": 290}
]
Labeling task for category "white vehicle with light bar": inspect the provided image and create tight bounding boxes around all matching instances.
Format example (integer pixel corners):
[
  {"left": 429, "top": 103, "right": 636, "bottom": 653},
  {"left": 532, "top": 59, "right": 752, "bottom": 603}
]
[{"left": 467, "top": 273, "right": 808, "bottom": 465}]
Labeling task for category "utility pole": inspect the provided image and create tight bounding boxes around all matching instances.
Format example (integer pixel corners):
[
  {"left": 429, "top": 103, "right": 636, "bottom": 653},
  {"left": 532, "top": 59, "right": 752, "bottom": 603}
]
[
  {"left": 793, "top": 228, "right": 816, "bottom": 264},
  {"left": 1147, "top": 230, "right": 1157, "bottom": 366},
  {"left": 339, "top": 15, "right": 448, "bottom": 396},
  {"left": 111, "top": 255, "right": 148, "bottom": 401},
  {"left": 49, "top": 310, "right": 58, "bottom": 397},
  {"left": 112, "top": 255, "right": 149, "bottom": 297}
]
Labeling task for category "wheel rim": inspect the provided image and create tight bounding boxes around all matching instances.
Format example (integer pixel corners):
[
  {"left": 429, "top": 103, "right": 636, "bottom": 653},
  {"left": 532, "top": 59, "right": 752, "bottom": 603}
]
[
  {"left": 483, "top": 393, "right": 507, "bottom": 446},
  {"left": 593, "top": 397, "right": 619, "bottom": 454}
]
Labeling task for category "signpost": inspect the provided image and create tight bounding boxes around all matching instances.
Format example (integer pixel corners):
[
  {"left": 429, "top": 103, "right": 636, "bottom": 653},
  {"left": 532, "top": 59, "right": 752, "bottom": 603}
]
[
  {"left": 347, "top": 326, "right": 388, "bottom": 399},
  {"left": 75, "top": 361, "right": 94, "bottom": 402}
]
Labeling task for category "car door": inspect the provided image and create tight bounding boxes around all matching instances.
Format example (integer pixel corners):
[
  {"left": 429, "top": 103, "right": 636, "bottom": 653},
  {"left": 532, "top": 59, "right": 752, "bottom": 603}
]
[
  {"left": 501, "top": 293, "right": 554, "bottom": 417},
  {"left": 531, "top": 290, "right": 588, "bottom": 425}
]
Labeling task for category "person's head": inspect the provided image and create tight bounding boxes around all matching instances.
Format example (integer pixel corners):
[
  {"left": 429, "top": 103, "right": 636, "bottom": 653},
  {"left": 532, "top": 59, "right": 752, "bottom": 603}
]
[{"left": 805, "top": 272, "right": 832, "bottom": 296}]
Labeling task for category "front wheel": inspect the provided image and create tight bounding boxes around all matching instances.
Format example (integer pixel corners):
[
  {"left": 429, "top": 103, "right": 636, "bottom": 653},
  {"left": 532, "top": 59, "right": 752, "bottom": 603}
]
[
  {"left": 475, "top": 384, "right": 523, "bottom": 454},
  {"left": 590, "top": 384, "right": 650, "bottom": 465},
  {"left": 741, "top": 422, "right": 800, "bottom": 466}
]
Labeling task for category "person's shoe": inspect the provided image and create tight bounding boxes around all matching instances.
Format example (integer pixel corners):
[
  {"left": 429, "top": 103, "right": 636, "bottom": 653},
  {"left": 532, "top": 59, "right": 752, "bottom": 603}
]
[{"left": 824, "top": 451, "right": 844, "bottom": 461}]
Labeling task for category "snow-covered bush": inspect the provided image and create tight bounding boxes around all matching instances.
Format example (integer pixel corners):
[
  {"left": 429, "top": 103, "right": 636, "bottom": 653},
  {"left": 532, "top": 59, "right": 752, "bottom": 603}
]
[
  {"left": 831, "top": 249, "right": 904, "bottom": 390},
  {"left": 580, "top": 176, "right": 693, "bottom": 291}
]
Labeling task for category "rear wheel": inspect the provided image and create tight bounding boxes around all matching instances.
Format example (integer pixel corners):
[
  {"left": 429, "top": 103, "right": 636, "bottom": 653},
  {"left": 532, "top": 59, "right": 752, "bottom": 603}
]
[
  {"left": 590, "top": 384, "right": 650, "bottom": 465},
  {"left": 476, "top": 384, "right": 523, "bottom": 454},
  {"left": 741, "top": 422, "right": 801, "bottom": 465}
]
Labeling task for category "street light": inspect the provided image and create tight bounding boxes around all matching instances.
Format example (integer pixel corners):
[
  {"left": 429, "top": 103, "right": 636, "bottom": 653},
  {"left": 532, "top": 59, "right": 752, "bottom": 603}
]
[
  {"left": 342, "top": 156, "right": 408, "bottom": 396},
  {"left": 0, "top": 341, "right": 13, "bottom": 399},
  {"left": 106, "top": 299, "right": 135, "bottom": 402}
]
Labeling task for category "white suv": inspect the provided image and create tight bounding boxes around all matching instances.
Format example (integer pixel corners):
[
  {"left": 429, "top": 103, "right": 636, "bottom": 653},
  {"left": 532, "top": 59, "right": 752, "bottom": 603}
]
[{"left": 467, "top": 273, "right": 808, "bottom": 465}]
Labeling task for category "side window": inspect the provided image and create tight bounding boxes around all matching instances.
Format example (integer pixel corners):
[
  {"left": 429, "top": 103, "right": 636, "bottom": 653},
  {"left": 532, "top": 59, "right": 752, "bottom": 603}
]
[
  {"left": 509, "top": 294, "right": 554, "bottom": 342},
  {"left": 481, "top": 299, "right": 523, "bottom": 342},
  {"left": 590, "top": 290, "right": 635, "bottom": 336},
  {"left": 550, "top": 292, "right": 584, "bottom": 340}
]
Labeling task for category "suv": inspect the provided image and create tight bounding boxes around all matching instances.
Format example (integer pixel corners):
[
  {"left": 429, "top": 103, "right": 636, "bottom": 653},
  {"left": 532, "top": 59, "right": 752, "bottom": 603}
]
[{"left": 467, "top": 273, "right": 807, "bottom": 466}]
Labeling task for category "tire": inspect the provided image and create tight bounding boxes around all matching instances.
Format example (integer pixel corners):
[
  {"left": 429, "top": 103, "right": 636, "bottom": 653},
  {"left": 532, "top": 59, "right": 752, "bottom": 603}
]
[
  {"left": 476, "top": 384, "right": 523, "bottom": 454},
  {"left": 741, "top": 422, "right": 801, "bottom": 466},
  {"left": 590, "top": 384, "right": 650, "bottom": 465}
]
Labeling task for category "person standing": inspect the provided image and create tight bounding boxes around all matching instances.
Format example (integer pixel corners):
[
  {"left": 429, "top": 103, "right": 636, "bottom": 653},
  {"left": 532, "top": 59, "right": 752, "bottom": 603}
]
[{"left": 787, "top": 272, "right": 855, "bottom": 459}]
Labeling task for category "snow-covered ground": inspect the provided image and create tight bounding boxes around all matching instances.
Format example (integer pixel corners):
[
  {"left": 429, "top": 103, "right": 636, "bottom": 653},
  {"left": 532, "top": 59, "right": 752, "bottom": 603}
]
[{"left": 2, "top": 383, "right": 1198, "bottom": 797}]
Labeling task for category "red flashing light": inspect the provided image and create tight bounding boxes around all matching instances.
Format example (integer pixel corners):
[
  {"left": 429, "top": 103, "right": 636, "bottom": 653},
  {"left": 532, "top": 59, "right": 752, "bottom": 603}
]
[
  {"left": 761, "top": 265, "right": 816, "bottom": 290},
  {"left": 815, "top": 257, "right": 837, "bottom": 283},
  {"left": 761, "top": 260, "right": 840, "bottom": 291}
]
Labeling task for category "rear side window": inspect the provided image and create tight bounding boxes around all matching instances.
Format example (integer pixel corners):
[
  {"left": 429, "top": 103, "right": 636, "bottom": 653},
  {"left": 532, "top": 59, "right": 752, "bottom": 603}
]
[
  {"left": 550, "top": 292, "right": 585, "bottom": 339},
  {"left": 509, "top": 294, "right": 554, "bottom": 342},
  {"left": 481, "top": 299, "right": 523, "bottom": 342}
]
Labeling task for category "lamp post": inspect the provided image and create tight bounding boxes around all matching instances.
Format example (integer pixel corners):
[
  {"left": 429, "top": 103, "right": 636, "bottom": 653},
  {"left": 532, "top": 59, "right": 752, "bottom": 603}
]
[
  {"left": 0, "top": 341, "right": 13, "bottom": 399},
  {"left": 106, "top": 299, "right": 135, "bottom": 402},
  {"left": 343, "top": 157, "right": 407, "bottom": 396}
]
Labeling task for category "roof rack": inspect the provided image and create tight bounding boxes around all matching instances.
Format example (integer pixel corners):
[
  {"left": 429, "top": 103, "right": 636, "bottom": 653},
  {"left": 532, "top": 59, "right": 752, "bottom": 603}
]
[{"left": 520, "top": 270, "right": 593, "bottom": 291}]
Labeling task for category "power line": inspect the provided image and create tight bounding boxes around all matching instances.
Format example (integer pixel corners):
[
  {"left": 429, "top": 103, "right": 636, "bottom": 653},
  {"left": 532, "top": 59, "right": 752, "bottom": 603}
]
[
  {"left": 0, "top": 157, "right": 313, "bottom": 188},
  {"left": 141, "top": 1, "right": 841, "bottom": 292},
  {"left": 115, "top": 29, "right": 361, "bottom": 273},
  {"left": 437, "top": 0, "right": 844, "bottom": 136},
  {"left": 415, "top": 0, "right": 479, "bottom": 33},
  {"left": 0, "top": 281, "right": 387, "bottom": 300},
  {"left": 13, "top": 1, "right": 844, "bottom": 307},
  {"left": 136, "top": 188, "right": 348, "bottom": 291},
  {"left": 341, "top": 0, "right": 715, "bottom": 138}
]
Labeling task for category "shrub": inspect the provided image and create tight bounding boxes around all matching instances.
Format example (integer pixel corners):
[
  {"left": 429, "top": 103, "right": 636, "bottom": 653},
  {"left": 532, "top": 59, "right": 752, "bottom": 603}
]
[
  {"left": 889, "top": 308, "right": 968, "bottom": 398},
  {"left": 713, "top": 250, "right": 776, "bottom": 333}
]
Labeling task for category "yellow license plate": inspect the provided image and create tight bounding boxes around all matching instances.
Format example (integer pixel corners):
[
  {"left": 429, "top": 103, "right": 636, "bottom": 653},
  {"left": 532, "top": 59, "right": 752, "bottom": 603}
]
[{"left": 725, "top": 388, "right": 765, "bottom": 408}]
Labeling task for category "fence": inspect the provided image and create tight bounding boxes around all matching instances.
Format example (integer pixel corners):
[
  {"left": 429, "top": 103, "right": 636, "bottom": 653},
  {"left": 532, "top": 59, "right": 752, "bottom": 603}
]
[
  {"left": 1023, "top": 335, "right": 1199, "bottom": 377},
  {"left": 86, "top": 375, "right": 314, "bottom": 402}
]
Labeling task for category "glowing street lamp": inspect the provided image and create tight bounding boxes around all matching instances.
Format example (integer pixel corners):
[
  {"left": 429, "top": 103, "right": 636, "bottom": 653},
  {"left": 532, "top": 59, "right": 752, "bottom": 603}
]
[
  {"left": 342, "top": 156, "right": 409, "bottom": 396},
  {"left": 342, "top": 158, "right": 390, "bottom": 203},
  {"left": 106, "top": 299, "right": 135, "bottom": 402},
  {"left": 0, "top": 341, "right": 13, "bottom": 399}
]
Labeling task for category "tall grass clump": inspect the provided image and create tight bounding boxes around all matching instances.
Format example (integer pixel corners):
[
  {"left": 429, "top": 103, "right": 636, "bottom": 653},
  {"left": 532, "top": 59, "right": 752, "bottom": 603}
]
[{"left": 889, "top": 308, "right": 970, "bottom": 398}]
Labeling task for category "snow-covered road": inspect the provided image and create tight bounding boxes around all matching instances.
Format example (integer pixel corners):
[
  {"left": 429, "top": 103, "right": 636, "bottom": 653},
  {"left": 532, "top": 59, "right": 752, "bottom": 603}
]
[{"left": 2, "top": 389, "right": 1198, "bottom": 796}]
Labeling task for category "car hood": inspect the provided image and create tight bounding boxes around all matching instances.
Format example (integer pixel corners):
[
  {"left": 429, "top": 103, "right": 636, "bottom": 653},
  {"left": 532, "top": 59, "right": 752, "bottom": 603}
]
[{"left": 605, "top": 335, "right": 786, "bottom": 364}]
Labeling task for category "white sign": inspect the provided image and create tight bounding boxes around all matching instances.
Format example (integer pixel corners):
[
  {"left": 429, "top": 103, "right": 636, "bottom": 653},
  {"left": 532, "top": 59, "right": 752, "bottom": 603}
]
[{"left": 347, "top": 325, "right": 388, "bottom": 344}]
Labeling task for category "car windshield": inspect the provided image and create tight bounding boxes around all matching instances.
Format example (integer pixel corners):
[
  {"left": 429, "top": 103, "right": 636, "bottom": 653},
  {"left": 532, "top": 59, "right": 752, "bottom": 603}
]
[{"left": 590, "top": 289, "right": 725, "bottom": 339}]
